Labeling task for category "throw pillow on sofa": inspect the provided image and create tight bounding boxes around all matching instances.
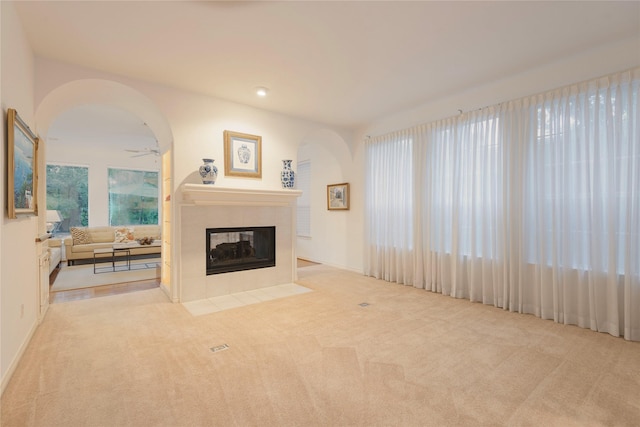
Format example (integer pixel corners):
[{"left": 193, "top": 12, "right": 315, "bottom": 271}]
[
  {"left": 70, "top": 227, "right": 92, "bottom": 245},
  {"left": 114, "top": 227, "right": 135, "bottom": 243}
]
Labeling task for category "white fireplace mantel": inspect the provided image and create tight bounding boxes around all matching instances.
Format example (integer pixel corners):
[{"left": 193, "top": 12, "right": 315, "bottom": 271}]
[
  {"left": 181, "top": 184, "right": 302, "bottom": 206},
  {"left": 178, "top": 184, "right": 302, "bottom": 302}
]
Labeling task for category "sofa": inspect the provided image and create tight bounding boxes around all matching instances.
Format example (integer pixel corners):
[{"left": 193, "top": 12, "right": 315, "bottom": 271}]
[
  {"left": 49, "top": 239, "right": 62, "bottom": 275},
  {"left": 64, "top": 225, "right": 162, "bottom": 265}
]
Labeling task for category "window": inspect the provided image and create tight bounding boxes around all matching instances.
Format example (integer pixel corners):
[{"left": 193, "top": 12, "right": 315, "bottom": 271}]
[
  {"left": 296, "top": 160, "right": 311, "bottom": 237},
  {"left": 364, "top": 69, "right": 640, "bottom": 341},
  {"left": 524, "top": 89, "right": 638, "bottom": 273},
  {"left": 108, "top": 168, "right": 159, "bottom": 226},
  {"left": 46, "top": 164, "right": 88, "bottom": 232},
  {"left": 427, "top": 117, "right": 500, "bottom": 257},
  {"left": 365, "top": 135, "right": 414, "bottom": 249}
]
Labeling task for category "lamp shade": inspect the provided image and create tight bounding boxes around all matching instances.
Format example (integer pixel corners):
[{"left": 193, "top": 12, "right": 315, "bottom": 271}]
[{"left": 46, "top": 210, "right": 62, "bottom": 223}]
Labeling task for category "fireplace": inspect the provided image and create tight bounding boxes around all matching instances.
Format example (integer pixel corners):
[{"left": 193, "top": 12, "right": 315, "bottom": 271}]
[
  {"left": 179, "top": 185, "right": 300, "bottom": 302},
  {"left": 206, "top": 226, "right": 276, "bottom": 275}
]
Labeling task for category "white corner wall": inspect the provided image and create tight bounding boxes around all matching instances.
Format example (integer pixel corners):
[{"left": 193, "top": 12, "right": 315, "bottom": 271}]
[{"left": 1, "top": 1, "right": 41, "bottom": 393}]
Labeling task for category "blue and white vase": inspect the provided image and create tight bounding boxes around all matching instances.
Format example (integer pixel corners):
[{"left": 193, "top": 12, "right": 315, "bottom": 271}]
[
  {"left": 281, "top": 160, "right": 295, "bottom": 189},
  {"left": 199, "top": 158, "right": 218, "bottom": 185}
]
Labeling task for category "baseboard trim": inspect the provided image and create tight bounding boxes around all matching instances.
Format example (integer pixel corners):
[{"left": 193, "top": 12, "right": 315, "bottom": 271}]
[
  {"left": 304, "top": 259, "right": 362, "bottom": 275},
  {"left": 1, "top": 318, "right": 38, "bottom": 396},
  {"left": 160, "top": 282, "right": 178, "bottom": 302}
]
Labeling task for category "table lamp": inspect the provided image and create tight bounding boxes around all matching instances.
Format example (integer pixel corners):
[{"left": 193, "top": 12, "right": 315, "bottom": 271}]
[{"left": 46, "top": 210, "right": 62, "bottom": 234}]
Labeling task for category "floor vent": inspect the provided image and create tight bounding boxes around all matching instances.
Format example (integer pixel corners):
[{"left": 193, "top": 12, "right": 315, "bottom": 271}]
[
  {"left": 210, "top": 344, "right": 229, "bottom": 353},
  {"left": 359, "top": 302, "right": 370, "bottom": 307}
]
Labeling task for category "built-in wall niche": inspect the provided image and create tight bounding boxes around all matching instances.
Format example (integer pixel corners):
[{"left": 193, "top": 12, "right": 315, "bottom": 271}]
[{"left": 206, "top": 226, "right": 275, "bottom": 275}]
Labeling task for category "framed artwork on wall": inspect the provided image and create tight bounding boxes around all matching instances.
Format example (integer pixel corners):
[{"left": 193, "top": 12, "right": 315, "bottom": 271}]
[
  {"left": 224, "top": 130, "right": 262, "bottom": 178},
  {"left": 7, "top": 108, "right": 39, "bottom": 218},
  {"left": 327, "top": 182, "right": 349, "bottom": 210}
]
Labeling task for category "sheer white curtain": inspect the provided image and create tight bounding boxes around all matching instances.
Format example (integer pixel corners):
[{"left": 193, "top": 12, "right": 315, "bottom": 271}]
[
  {"left": 365, "top": 68, "right": 640, "bottom": 341},
  {"left": 365, "top": 131, "right": 415, "bottom": 284}
]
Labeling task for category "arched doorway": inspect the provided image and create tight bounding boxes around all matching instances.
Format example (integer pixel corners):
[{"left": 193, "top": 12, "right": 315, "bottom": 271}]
[
  {"left": 36, "top": 79, "right": 176, "bottom": 301},
  {"left": 296, "top": 129, "right": 354, "bottom": 268}
]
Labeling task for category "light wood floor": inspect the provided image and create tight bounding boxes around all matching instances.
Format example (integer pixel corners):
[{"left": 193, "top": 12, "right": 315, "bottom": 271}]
[
  {"left": 296, "top": 257, "right": 320, "bottom": 268},
  {"left": 48, "top": 261, "right": 160, "bottom": 304},
  {"left": 49, "top": 279, "right": 160, "bottom": 303}
]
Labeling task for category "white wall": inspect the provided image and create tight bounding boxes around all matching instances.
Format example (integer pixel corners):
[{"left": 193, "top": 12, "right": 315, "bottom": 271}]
[
  {"left": 47, "top": 146, "right": 159, "bottom": 227},
  {"left": 33, "top": 58, "right": 355, "bottom": 191},
  {"left": 0, "top": 1, "right": 41, "bottom": 392}
]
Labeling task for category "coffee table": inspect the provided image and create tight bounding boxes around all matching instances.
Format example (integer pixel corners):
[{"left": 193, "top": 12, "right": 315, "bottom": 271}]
[
  {"left": 93, "top": 247, "right": 131, "bottom": 273},
  {"left": 113, "top": 241, "right": 161, "bottom": 250}
]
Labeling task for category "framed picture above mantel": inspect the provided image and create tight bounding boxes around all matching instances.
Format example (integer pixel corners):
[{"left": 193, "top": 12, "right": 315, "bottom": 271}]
[
  {"left": 7, "top": 108, "right": 39, "bottom": 218},
  {"left": 224, "top": 130, "right": 262, "bottom": 179}
]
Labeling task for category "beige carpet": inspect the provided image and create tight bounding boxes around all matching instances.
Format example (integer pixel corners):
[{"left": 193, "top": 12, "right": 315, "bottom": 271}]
[
  {"left": 51, "top": 259, "right": 161, "bottom": 291},
  {"left": 2, "top": 264, "right": 639, "bottom": 426}
]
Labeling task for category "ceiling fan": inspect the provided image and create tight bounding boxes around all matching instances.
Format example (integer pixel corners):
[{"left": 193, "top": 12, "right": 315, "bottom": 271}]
[{"left": 125, "top": 147, "right": 160, "bottom": 158}]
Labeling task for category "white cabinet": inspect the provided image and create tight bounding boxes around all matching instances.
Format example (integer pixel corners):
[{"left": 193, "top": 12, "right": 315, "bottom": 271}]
[{"left": 38, "top": 249, "right": 50, "bottom": 320}]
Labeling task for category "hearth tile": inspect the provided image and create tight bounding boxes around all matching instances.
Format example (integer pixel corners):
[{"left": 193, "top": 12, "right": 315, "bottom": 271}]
[
  {"left": 208, "top": 294, "right": 245, "bottom": 310},
  {"left": 234, "top": 291, "right": 262, "bottom": 305},
  {"left": 182, "top": 299, "right": 220, "bottom": 316},
  {"left": 246, "top": 288, "right": 279, "bottom": 302},
  {"left": 183, "top": 283, "right": 314, "bottom": 316}
]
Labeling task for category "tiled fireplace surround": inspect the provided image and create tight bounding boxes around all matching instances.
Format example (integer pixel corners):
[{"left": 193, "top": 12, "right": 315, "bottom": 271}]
[{"left": 179, "top": 184, "right": 302, "bottom": 302}]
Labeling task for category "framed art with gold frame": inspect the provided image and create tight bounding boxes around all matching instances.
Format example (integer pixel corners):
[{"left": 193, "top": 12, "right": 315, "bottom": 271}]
[
  {"left": 327, "top": 182, "right": 349, "bottom": 210},
  {"left": 7, "top": 108, "right": 39, "bottom": 218},
  {"left": 224, "top": 130, "right": 262, "bottom": 178}
]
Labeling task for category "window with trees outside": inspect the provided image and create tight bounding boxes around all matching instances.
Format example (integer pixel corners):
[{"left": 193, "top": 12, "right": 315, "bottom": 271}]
[
  {"left": 108, "top": 168, "right": 159, "bottom": 226},
  {"left": 46, "top": 164, "right": 89, "bottom": 233}
]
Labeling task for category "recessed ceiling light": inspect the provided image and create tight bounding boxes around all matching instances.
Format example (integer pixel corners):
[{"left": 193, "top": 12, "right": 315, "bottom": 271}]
[{"left": 256, "top": 87, "right": 269, "bottom": 97}]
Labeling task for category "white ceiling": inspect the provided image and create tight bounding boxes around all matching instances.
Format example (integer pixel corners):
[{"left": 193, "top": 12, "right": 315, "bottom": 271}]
[
  {"left": 47, "top": 105, "right": 158, "bottom": 152},
  {"left": 14, "top": 0, "right": 640, "bottom": 136}
]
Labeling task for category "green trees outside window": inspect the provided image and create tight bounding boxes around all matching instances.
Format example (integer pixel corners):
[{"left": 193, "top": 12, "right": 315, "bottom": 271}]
[
  {"left": 46, "top": 164, "right": 89, "bottom": 232},
  {"left": 108, "top": 168, "right": 159, "bottom": 226}
]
